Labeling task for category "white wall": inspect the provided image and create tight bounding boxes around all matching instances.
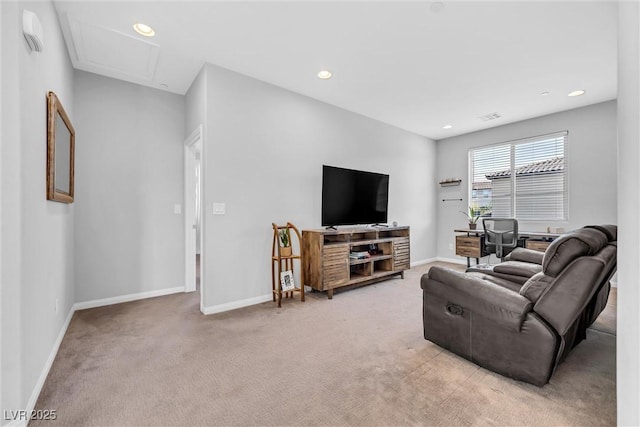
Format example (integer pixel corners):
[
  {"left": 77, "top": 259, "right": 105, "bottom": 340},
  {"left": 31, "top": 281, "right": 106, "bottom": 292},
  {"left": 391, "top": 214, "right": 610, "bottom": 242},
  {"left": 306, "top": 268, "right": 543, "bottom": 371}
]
[
  {"left": 73, "top": 71, "right": 185, "bottom": 303},
  {"left": 435, "top": 101, "right": 617, "bottom": 261},
  {"left": 0, "top": 0, "right": 4, "bottom": 414},
  {"left": 617, "top": 1, "right": 640, "bottom": 424},
  {"left": 185, "top": 66, "right": 206, "bottom": 138},
  {"left": 1, "top": 0, "right": 75, "bottom": 420},
  {"left": 194, "top": 63, "right": 437, "bottom": 310},
  {"left": 2, "top": 3, "right": 27, "bottom": 414}
]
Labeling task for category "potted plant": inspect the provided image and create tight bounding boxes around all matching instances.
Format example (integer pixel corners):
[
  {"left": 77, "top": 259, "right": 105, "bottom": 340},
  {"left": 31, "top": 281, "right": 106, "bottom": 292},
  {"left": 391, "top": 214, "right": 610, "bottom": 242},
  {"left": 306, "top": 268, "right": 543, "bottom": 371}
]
[
  {"left": 279, "top": 228, "right": 292, "bottom": 257},
  {"left": 460, "top": 206, "right": 480, "bottom": 230}
]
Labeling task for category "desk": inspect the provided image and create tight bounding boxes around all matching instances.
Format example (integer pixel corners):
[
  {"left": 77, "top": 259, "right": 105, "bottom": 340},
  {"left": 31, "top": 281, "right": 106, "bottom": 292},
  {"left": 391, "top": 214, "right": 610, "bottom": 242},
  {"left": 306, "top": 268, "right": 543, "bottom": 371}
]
[{"left": 454, "top": 228, "right": 561, "bottom": 267}]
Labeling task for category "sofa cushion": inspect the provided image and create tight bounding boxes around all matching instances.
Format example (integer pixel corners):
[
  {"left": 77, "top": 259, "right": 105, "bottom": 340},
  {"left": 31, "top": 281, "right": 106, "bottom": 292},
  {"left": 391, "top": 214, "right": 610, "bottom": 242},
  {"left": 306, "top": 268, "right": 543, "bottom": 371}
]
[
  {"left": 506, "top": 248, "right": 544, "bottom": 264},
  {"left": 494, "top": 261, "right": 543, "bottom": 278},
  {"left": 535, "top": 257, "right": 606, "bottom": 336},
  {"left": 467, "top": 271, "right": 523, "bottom": 292},
  {"left": 465, "top": 264, "right": 530, "bottom": 287},
  {"left": 584, "top": 224, "right": 617, "bottom": 242},
  {"left": 542, "top": 229, "right": 608, "bottom": 277},
  {"left": 520, "top": 272, "right": 554, "bottom": 303}
]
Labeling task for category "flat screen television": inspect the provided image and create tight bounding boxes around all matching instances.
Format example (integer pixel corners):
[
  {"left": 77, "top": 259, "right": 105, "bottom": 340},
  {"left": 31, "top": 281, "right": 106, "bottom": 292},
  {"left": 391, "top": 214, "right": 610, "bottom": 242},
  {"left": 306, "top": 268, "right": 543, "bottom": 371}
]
[{"left": 322, "top": 165, "right": 389, "bottom": 227}]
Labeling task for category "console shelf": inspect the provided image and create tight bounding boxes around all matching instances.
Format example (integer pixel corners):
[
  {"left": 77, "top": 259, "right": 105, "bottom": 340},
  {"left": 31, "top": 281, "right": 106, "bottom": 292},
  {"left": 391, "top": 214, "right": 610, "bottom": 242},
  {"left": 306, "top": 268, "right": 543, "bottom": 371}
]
[
  {"left": 302, "top": 226, "right": 410, "bottom": 299},
  {"left": 350, "top": 254, "right": 392, "bottom": 265}
]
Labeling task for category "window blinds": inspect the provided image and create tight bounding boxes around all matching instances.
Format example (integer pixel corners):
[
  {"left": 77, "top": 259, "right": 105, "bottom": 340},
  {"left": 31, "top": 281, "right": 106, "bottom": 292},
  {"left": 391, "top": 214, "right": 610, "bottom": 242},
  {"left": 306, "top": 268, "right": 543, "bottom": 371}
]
[{"left": 469, "top": 131, "right": 568, "bottom": 221}]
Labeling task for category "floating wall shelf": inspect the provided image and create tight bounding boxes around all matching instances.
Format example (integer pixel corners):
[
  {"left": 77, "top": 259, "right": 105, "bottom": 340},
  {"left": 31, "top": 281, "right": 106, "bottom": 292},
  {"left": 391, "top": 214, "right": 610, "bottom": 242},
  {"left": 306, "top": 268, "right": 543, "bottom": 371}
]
[{"left": 439, "top": 179, "right": 462, "bottom": 187}]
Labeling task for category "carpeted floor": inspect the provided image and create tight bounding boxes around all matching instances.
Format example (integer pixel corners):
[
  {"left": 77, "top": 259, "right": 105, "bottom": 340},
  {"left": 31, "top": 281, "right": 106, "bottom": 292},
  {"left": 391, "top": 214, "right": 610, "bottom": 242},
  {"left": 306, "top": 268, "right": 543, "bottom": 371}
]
[{"left": 32, "top": 262, "right": 616, "bottom": 426}]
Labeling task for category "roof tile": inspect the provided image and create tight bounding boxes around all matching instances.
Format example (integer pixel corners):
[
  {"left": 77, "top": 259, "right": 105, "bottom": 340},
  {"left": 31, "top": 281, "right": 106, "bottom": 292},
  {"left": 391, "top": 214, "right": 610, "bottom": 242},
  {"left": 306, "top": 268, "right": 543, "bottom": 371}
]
[{"left": 485, "top": 157, "right": 564, "bottom": 179}]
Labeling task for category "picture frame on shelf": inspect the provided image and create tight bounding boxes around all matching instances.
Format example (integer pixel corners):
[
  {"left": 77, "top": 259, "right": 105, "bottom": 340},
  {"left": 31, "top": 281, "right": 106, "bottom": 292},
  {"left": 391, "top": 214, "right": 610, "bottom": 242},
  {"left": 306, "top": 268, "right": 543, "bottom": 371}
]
[{"left": 280, "top": 270, "right": 295, "bottom": 292}]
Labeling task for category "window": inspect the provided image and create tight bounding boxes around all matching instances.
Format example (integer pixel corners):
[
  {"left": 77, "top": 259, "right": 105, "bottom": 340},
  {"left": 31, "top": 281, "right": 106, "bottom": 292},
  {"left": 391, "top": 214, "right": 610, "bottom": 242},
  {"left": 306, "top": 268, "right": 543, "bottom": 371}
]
[{"left": 469, "top": 131, "right": 568, "bottom": 221}]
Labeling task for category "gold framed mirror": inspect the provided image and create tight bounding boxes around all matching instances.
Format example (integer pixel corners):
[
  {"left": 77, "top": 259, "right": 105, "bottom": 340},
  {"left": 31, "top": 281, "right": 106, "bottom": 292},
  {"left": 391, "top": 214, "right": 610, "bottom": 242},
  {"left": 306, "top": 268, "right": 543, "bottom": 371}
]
[{"left": 47, "top": 91, "right": 75, "bottom": 203}]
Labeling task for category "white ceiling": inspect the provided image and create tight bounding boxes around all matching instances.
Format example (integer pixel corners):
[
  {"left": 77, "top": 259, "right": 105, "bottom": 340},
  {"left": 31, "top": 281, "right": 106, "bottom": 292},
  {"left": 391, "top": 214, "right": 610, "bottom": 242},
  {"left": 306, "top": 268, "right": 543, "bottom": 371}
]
[{"left": 52, "top": 1, "right": 618, "bottom": 140}]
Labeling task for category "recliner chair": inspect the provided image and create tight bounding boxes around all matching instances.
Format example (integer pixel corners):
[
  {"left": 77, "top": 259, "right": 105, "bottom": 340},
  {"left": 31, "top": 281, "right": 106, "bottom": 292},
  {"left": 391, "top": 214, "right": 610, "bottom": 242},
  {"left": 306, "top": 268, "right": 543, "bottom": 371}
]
[{"left": 421, "top": 226, "right": 616, "bottom": 386}]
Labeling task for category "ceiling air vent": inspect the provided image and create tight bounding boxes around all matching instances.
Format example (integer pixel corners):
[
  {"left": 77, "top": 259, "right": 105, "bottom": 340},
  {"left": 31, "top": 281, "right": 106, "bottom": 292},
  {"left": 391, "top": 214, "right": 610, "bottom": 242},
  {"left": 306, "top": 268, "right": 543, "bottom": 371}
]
[{"left": 478, "top": 112, "right": 501, "bottom": 122}]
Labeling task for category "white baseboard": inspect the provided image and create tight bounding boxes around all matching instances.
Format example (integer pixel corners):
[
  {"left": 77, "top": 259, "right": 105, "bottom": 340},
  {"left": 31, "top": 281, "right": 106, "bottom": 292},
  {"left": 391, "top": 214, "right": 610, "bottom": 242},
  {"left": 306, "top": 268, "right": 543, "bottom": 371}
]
[
  {"left": 411, "top": 257, "right": 439, "bottom": 267},
  {"left": 411, "top": 257, "right": 469, "bottom": 268},
  {"left": 73, "top": 286, "right": 184, "bottom": 311},
  {"left": 202, "top": 294, "right": 273, "bottom": 315},
  {"left": 3, "top": 418, "right": 26, "bottom": 427},
  {"left": 433, "top": 256, "right": 468, "bottom": 265},
  {"left": 17, "top": 306, "right": 76, "bottom": 427}
]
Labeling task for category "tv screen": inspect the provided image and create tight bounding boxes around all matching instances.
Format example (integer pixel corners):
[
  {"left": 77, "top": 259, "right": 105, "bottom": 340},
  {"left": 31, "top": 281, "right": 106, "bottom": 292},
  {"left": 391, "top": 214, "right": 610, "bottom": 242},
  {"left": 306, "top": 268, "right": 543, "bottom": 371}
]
[{"left": 322, "top": 165, "right": 389, "bottom": 226}]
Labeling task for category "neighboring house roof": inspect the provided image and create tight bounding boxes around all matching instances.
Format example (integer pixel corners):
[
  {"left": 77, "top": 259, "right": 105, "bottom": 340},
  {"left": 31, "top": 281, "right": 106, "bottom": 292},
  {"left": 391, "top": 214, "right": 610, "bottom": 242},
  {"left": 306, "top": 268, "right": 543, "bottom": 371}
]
[{"left": 485, "top": 157, "right": 564, "bottom": 180}]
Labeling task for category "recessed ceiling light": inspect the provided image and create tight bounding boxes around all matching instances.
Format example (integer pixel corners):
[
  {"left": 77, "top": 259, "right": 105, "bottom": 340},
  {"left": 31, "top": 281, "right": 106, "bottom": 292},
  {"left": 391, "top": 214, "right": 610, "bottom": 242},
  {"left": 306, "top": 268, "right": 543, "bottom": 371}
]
[
  {"left": 443, "top": 124, "right": 453, "bottom": 129},
  {"left": 133, "top": 22, "right": 155, "bottom": 37},
  {"left": 317, "top": 70, "right": 332, "bottom": 80},
  {"left": 568, "top": 89, "right": 585, "bottom": 97},
  {"left": 540, "top": 91, "right": 549, "bottom": 96}
]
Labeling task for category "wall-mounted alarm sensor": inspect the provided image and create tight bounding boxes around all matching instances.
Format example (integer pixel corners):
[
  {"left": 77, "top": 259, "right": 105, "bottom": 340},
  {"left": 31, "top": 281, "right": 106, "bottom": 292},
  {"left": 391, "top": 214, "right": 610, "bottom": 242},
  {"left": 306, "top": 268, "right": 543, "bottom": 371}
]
[{"left": 23, "top": 9, "right": 44, "bottom": 52}]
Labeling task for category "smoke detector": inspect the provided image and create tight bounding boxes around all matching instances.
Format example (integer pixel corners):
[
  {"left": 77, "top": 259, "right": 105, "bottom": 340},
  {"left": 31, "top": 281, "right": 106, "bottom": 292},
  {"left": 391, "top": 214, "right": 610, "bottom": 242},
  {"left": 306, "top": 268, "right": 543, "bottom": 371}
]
[
  {"left": 478, "top": 112, "right": 501, "bottom": 122},
  {"left": 23, "top": 9, "right": 44, "bottom": 52}
]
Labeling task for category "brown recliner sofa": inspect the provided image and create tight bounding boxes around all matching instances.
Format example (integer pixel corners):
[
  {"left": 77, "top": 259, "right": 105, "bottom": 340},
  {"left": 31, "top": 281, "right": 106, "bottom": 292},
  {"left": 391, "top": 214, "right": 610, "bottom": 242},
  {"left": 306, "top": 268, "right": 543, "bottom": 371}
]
[{"left": 421, "top": 225, "right": 617, "bottom": 386}]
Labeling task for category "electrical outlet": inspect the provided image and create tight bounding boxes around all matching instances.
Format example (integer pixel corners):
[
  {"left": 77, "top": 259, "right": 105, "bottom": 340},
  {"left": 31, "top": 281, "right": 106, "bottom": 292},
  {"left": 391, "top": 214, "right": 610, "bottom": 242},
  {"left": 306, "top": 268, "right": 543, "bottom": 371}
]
[{"left": 448, "top": 243, "right": 454, "bottom": 250}]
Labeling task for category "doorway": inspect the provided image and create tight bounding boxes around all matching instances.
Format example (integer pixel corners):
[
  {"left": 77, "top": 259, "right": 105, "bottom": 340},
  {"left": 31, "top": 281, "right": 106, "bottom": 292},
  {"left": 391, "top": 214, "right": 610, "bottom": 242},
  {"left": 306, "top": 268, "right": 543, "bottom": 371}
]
[{"left": 184, "top": 125, "right": 204, "bottom": 311}]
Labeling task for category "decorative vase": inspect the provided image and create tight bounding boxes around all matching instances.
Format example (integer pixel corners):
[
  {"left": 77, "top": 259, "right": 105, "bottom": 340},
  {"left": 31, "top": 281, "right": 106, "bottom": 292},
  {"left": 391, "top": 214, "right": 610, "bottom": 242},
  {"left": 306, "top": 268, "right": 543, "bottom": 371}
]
[
  {"left": 468, "top": 223, "right": 477, "bottom": 230},
  {"left": 280, "top": 246, "right": 292, "bottom": 257}
]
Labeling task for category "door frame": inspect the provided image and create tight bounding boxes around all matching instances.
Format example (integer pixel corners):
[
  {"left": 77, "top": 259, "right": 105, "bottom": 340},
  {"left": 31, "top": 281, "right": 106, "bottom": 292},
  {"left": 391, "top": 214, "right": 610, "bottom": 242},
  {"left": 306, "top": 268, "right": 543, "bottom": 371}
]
[{"left": 184, "top": 125, "right": 203, "bottom": 309}]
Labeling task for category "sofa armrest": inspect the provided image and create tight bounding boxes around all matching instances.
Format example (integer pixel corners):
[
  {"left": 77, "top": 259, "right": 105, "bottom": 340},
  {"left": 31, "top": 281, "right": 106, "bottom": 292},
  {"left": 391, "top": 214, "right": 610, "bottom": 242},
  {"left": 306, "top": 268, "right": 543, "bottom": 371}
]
[
  {"left": 421, "top": 266, "right": 533, "bottom": 332},
  {"left": 506, "top": 248, "right": 544, "bottom": 265}
]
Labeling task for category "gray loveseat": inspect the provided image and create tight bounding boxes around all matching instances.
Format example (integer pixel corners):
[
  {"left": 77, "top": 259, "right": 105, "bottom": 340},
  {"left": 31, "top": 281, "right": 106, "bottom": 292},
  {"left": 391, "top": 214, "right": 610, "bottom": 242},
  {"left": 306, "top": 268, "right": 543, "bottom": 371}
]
[{"left": 421, "top": 225, "right": 617, "bottom": 386}]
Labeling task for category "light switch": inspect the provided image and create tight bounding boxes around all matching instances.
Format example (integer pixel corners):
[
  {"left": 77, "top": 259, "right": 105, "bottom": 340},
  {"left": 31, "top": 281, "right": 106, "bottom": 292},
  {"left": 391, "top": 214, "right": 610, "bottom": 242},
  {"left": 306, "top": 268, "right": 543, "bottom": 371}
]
[
  {"left": 174, "top": 204, "right": 182, "bottom": 214},
  {"left": 213, "top": 202, "right": 226, "bottom": 215}
]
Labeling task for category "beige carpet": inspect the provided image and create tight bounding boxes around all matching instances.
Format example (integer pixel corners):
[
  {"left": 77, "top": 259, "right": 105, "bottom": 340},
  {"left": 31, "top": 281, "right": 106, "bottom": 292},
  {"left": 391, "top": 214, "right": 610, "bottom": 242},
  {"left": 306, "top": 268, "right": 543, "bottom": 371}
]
[{"left": 32, "top": 262, "right": 616, "bottom": 426}]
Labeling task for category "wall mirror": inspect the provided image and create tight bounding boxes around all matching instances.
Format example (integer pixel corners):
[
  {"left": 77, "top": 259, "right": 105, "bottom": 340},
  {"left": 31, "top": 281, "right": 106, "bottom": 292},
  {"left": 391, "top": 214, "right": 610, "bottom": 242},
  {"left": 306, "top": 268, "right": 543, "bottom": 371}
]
[{"left": 47, "top": 91, "right": 75, "bottom": 203}]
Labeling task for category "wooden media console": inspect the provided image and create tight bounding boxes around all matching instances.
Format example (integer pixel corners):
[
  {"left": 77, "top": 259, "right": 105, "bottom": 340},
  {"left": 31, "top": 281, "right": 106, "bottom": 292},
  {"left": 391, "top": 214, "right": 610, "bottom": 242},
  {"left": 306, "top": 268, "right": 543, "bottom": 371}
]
[{"left": 302, "top": 226, "right": 410, "bottom": 298}]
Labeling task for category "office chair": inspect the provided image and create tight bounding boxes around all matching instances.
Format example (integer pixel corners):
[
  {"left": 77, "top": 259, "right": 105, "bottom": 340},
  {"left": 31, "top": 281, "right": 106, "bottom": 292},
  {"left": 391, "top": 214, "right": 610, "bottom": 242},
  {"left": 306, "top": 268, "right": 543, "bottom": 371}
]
[{"left": 482, "top": 218, "right": 518, "bottom": 261}]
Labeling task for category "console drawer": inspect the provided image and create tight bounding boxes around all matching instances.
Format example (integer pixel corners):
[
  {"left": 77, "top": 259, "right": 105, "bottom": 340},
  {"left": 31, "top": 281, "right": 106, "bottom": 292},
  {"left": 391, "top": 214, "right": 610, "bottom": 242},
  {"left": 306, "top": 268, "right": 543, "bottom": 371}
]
[{"left": 456, "top": 236, "right": 482, "bottom": 258}]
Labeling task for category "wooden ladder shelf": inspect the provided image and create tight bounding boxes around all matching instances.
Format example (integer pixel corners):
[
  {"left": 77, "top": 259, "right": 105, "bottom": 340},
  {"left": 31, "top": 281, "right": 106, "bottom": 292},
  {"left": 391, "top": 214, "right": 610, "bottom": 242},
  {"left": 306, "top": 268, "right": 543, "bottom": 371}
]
[{"left": 271, "top": 222, "right": 305, "bottom": 307}]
